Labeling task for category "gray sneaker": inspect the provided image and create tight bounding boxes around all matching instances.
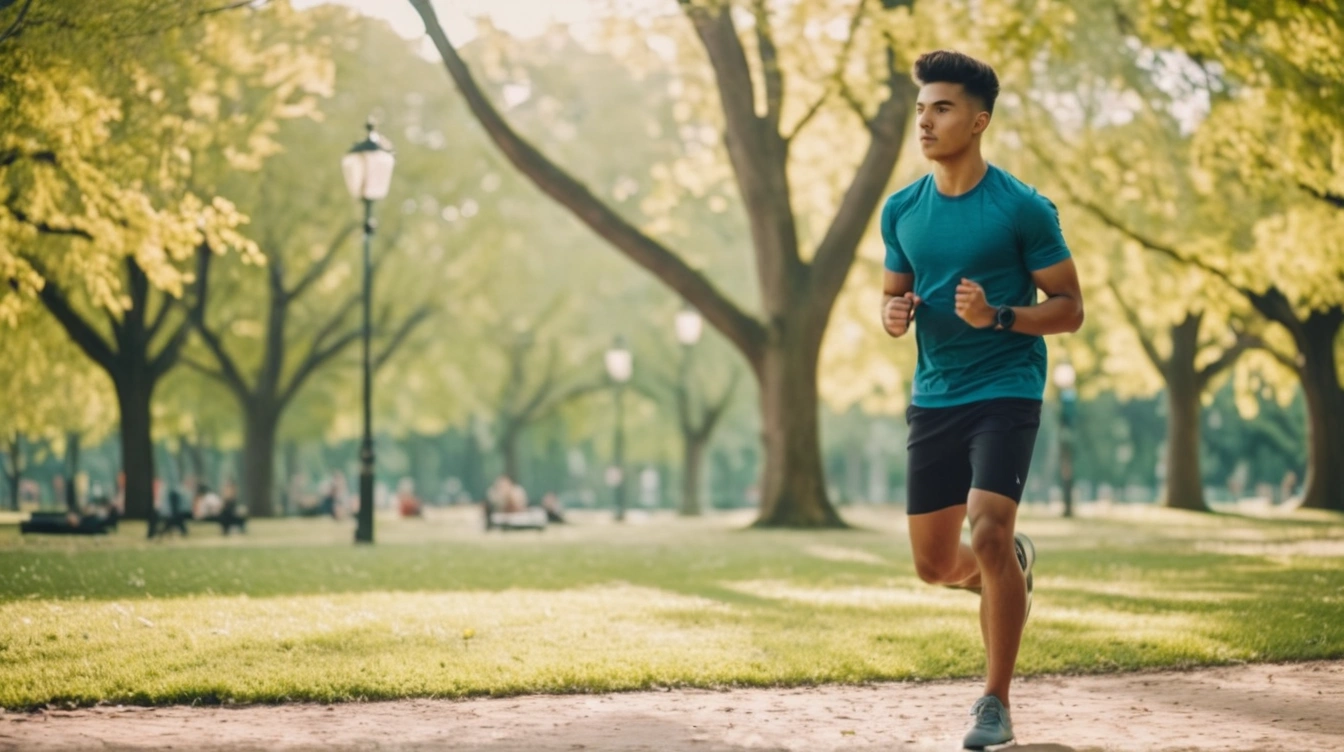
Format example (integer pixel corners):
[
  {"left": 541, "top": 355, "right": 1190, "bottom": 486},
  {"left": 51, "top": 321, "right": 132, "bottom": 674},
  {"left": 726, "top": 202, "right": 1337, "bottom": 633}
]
[
  {"left": 963, "top": 695, "right": 1014, "bottom": 750},
  {"left": 1014, "top": 532, "right": 1036, "bottom": 622}
]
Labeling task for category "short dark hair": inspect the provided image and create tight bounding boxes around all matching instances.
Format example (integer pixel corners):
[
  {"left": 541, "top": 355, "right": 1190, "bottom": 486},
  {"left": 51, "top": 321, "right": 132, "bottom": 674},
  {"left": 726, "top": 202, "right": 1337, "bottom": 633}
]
[{"left": 912, "top": 50, "right": 1000, "bottom": 114}]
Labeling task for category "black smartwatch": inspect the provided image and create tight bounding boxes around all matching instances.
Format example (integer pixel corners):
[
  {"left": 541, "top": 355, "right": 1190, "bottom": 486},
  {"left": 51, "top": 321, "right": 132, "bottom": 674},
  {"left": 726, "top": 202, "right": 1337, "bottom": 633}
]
[{"left": 994, "top": 305, "right": 1016, "bottom": 331}]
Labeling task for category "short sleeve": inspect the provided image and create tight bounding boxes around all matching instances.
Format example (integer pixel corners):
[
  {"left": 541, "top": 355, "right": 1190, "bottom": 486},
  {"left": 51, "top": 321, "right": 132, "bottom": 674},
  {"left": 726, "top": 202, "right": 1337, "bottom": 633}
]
[
  {"left": 881, "top": 197, "right": 912, "bottom": 274},
  {"left": 1016, "top": 193, "right": 1071, "bottom": 271}
]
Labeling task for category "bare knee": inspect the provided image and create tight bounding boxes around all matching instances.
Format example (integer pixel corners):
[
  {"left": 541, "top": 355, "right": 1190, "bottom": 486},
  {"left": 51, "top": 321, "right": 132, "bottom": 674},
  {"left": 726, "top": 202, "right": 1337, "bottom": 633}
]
[
  {"left": 914, "top": 555, "right": 958, "bottom": 585},
  {"left": 970, "top": 520, "right": 1013, "bottom": 563}
]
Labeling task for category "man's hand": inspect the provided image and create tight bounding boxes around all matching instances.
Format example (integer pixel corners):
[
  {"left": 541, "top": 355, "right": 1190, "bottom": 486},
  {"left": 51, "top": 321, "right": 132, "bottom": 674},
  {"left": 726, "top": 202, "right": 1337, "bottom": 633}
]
[
  {"left": 955, "top": 278, "right": 996, "bottom": 329},
  {"left": 883, "top": 292, "right": 921, "bottom": 337}
]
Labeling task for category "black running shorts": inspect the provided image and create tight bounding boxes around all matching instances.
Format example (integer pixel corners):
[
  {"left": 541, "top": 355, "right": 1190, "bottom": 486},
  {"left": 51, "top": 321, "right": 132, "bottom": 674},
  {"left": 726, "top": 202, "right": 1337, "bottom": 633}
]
[{"left": 905, "top": 397, "right": 1042, "bottom": 515}]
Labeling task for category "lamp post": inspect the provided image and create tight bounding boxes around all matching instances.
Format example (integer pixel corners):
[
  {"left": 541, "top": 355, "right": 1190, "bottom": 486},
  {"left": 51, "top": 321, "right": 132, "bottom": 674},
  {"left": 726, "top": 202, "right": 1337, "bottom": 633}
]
[
  {"left": 674, "top": 304, "right": 703, "bottom": 514},
  {"left": 604, "top": 335, "right": 633, "bottom": 521},
  {"left": 1053, "top": 362, "right": 1078, "bottom": 518},
  {"left": 342, "top": 119, "right": 395, "bottom": 544}
]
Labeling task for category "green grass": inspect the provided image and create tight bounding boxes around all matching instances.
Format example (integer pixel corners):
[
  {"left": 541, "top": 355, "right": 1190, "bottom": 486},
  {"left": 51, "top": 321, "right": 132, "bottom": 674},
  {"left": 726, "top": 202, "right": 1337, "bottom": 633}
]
[{"left": 1, "top": 504, "right": 1342, "bottom": 709}]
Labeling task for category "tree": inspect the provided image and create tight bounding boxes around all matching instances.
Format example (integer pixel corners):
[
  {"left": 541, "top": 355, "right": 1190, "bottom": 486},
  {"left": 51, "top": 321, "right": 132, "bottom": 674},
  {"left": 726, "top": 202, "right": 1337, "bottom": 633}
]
[
  {"left": 1121, "top": 0, "right": 1344, "bottom": 511},
  {"left": 0, "top": 309, "right": 116, "bottom": 510},
  {"left": 407, "top": 0, "right": 929, "bottom": 526},
  {"left": 670, "top": 343, "right": 740, "bottom": 516},
  {"left": 2, "top": 1, "right": 330, "bottom": 522},
  {"left": 1105, "top": 278, "right": 1254, "bottom": 511},
  {"left": 974, "top": 0, "right": 1338, "bottom": 511}
]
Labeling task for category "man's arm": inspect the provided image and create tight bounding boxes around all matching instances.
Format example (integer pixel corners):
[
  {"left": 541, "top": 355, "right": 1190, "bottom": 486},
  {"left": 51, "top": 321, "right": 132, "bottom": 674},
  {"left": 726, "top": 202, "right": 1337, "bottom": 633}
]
[
  {"left": 882, "top": 270, "right": 921, "bottom": 338},
  {"left": 1014, "top": 258, "right": 1084, "bottom": 334},
  {"left": 954, "top": 258, "right": 1084, "bottom": 335}
]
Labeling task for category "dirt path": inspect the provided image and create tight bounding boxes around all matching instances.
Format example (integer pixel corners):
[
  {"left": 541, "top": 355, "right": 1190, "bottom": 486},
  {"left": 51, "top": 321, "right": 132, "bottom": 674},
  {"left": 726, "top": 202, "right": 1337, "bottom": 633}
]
[{"left": 2, "top": 661, "right": 1339, "bottom": 751}]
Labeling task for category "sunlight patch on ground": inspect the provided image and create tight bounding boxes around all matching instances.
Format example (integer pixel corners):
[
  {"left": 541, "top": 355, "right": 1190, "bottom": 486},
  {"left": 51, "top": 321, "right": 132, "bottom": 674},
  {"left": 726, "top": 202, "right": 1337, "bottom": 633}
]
[
  {"left": 721, "top": 579, "right": 976, "bottom": 611},
  {"left": 1194, "top": 539, "right": 1344, "bottom": 558},
  {"left": 0, "top": 584, "right": 744, "bottom": 676},
  {"left": 1034, "top": 605, "right": 1221, "bottom": 645},
  {"left": 1041, "top": 577, "right": 1256, "bottom": 603},
  {"left": 801, "top": 545, "right": 888, "bottom": 565}
]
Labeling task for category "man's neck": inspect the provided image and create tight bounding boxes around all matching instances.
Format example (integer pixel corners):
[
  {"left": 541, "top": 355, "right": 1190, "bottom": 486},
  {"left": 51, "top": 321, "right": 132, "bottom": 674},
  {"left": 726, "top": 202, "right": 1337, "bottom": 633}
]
[{"left": 932, "top": 149, "right": 989, "bottom": 197}]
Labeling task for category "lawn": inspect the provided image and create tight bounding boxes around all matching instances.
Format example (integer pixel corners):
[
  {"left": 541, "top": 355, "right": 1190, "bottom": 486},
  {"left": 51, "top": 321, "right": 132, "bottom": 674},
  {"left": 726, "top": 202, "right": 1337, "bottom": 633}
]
[{"left": 1, "top": 504, "right": 1341, "bottom": 709}]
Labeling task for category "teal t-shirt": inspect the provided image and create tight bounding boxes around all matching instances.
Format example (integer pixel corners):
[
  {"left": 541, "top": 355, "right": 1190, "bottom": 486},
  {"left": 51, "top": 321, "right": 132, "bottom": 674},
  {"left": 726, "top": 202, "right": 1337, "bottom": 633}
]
[{"left": 882, "top": 164, "right": 1071, "bottom": 408}]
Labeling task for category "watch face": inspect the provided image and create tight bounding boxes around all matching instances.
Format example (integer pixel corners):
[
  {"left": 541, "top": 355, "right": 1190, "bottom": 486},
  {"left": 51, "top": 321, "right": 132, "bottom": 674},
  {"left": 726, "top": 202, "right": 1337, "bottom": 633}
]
[{"left": 998, "top": 306, "right": 1015, "bottom": 328}]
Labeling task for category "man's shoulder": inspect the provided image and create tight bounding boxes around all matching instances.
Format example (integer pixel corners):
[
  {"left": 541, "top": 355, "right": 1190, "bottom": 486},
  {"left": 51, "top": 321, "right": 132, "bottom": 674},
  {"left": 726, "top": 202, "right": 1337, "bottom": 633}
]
[
  {"left": 883, "top": 174, "right": 933, "bottom": 218},
  {"left": 987, "top": 165, "right": 1056, "bottom": 211}
]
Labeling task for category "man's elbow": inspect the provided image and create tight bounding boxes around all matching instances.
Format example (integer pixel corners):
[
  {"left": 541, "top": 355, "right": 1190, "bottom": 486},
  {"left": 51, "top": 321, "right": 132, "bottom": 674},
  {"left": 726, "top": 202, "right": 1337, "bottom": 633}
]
[{"left": 1067, "top": 299, "right": 1085, "bottom": 333}]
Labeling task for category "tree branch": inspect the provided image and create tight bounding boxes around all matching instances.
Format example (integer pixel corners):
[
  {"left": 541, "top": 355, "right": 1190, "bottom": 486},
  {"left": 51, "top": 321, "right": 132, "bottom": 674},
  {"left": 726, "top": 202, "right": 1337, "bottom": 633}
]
[
  {"left": 1105, "top": 281, "right": 1168, "bottom": 377},
  {"left": 145, "top": 286, "right": 178, "bottom": 344},
  {"left": 1196, "top": 329, "right": 1255, "bottom": 390},
  {"left": 408, "top": 0, "right": 765, "bottom": 366},
  {"left": 678, "top": 0, "right": 805, "bottom": 310},
  {"left": 150, "top": 244, "right": 212, "bottom": 379},
  {"left": 373, "top": 305, "right": 434, "bottom": 372},
  {"left": 186, "top": 308, "right": 250, "bottom": 397},
  {"left": 287, "top": 221, "right": 358, "bottom": 299},
  {"left": 532, "top": 378, "right": 613, "bottom": 423},
  {"left": 23, "top": 258, "right": 117, "bottom": 371},
  {"left": 784, "top": 89, "right": 830, "bottom": 142},
  {"left": 751, "top": 0, "right": 784, "bottom": 129},
  {"left": 178, "top": 355, "right": 236, "bottom": 391},
  {"left": 1299, "top": 181, "right": 1344, "bottom": 211},
  {"left": 513, "top": 342, "right": 562, "bottom": 424},
  {"left": 7, "top": 207, "right": 94, "bottom": 240},
  {"left": 279, "top": 329, "right": 363, "bottom": 408},
  {"left": 787, "top": 0, "right": 868, "bottom": 142},
  {"left": 694, "top": 367, "right": 742, "bottom": 441},
  {"left": 0, "top": 149, "right": 55, "bottom": 168},
  {"left": 808, "top": 43, "right": 916, "bottom": 330}
]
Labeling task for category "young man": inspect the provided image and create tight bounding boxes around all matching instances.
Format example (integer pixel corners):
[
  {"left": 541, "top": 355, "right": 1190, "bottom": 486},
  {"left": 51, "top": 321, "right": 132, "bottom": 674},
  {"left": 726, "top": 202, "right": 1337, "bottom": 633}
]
[{"left": 879, "top": 51, "right": 1084, "bottom": 750}]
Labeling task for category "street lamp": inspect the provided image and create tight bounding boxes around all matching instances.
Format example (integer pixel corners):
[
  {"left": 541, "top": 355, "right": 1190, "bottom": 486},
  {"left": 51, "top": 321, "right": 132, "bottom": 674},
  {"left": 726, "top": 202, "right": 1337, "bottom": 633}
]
[
  {"left": 1053, "top": 362, "right": 1078, "bottom": 518},
  {"left": 675, "top": 304, "right": 703, "bottom": 347},
  {"left": 342, "top": 119, "right": 395, "bottom": 544},
  {"left": 604, "top": 335, "right": 633, "bottom": 521}
]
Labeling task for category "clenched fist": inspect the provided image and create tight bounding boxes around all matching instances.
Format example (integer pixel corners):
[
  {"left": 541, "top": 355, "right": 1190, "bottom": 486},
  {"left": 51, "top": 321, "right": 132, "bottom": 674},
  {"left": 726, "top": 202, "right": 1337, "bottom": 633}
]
[
  {"left": 955, "top": 278, "right": 995, "bottom": 329},
  {"left": 883, "top": 292, "right": 922, "bottom": 337}
]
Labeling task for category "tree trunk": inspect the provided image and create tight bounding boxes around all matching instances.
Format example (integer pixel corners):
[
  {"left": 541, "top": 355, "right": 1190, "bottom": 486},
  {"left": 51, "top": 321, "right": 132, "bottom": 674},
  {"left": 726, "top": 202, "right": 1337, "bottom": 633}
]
[
  {"left": 754, "top": 337, "right": 843, "bottom": 527},
  {"left": 680, "top": 437, "right": 707, "bottom": 517},
  {"left": 1163, "top": 317, "right": 1208, "bottom": 511},
  {"left": 241, "top": 402, "right": 279, "bottom": 517},
  {"left": 3, "top": 434, "right": 22, "bottom": 511},
  {"left": 500, "top": 426, "right": 521, "bottom": 484},
  {"left": 462, "top": 426, "right": 484, "bottom": 501},
  {"left": 115, "top": 379, "right": 156, "bottom": 522},
  {"left": 64, "top": 432, "right": 81, "bottom": 513},
  {"left": 1164, "top": 378, "right": 1207, "bottom": 511},
  {"left": 281, "top": 440, "right": 299, "bottom": 516},
  {"left": 1297, "top": 310, "right": 1344, "bottom": 511}
]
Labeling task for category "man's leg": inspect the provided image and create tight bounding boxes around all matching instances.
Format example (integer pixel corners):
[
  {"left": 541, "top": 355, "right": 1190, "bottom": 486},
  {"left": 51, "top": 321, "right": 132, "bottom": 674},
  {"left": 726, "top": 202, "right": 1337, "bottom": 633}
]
[
  {"left": 908, "top": 504, "right": 979, "bottom": 589},
  {"left": 905, "top": 401, "right": 979, "bottom": 619},
  {"left": 966, "top": 490, "right": 1025, "bottom": 707}
]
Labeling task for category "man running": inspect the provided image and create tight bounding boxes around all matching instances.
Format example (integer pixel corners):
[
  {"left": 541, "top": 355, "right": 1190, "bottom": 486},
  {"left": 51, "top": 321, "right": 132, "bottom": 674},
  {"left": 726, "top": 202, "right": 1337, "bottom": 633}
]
[{"left": 879, "top": 50, "right": 1084, "bottom": 750}]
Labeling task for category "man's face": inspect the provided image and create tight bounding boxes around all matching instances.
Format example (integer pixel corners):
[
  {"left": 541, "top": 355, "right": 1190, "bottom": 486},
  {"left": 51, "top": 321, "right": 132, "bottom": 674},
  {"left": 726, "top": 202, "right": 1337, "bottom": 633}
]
[{"left": 915, "top": 82, "right": 989, "bottom": 160}]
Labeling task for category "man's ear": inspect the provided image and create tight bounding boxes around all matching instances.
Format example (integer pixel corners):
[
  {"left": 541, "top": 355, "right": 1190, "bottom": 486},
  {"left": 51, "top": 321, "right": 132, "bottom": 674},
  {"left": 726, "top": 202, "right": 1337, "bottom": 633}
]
[{"left": 973, "top": 111, "right": 991, "bottom": 135}]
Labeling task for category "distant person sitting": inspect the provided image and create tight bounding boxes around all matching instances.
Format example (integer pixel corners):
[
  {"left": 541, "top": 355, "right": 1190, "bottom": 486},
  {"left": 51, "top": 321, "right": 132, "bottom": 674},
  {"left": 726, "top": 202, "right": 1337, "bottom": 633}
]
[
  {"left": 298, "top": 471, "right": 346, "bottom": 519},
  {"left": 150, "top": 479, "right": 190, "bottom": 538},
  {"left": 484, "top": 475, "right": 546, "bottom": 532},
  {"left": 505, "top": 481, "right": 528, "bottom": 514},
  {"left": 181, "top": 479, "right": 247, "bottom": 535},
  {"left": 540, "top": 492, "right": 566, "bottom": 524},
  {"left": 192, "top": 483, "right": 224, "bottom": 520},
  {"left": 396, "top": 477, "right": 423, "bottom": 518}
]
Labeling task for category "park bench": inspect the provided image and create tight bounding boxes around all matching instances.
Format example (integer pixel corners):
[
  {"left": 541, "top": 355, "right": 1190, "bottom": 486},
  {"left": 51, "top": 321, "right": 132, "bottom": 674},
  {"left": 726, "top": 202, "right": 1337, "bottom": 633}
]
[
  {"left": 19, "top": 510, "right": 115, "bottom": 535},
  {"left": 485, "top": 507, "right": 548, "bottom": 532}
]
